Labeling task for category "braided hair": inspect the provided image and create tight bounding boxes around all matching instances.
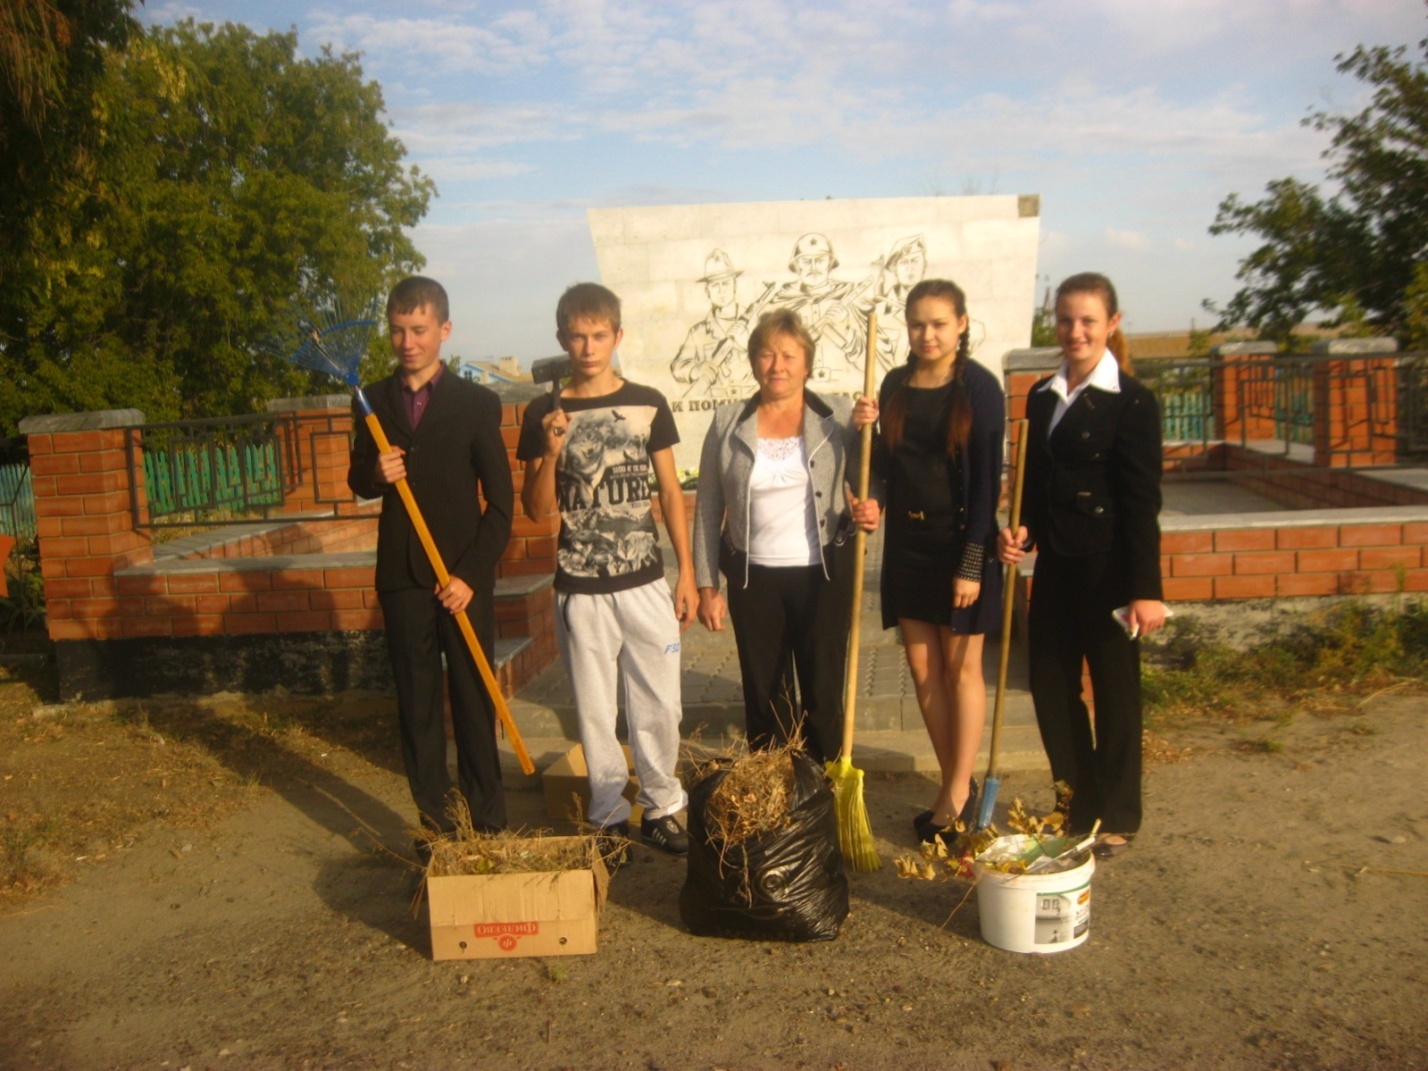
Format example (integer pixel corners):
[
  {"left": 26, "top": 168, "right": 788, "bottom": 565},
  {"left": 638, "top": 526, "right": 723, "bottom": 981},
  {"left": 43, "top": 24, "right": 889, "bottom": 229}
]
[{"left": 880, "top": 279, "right": 974, "bottom": 457}]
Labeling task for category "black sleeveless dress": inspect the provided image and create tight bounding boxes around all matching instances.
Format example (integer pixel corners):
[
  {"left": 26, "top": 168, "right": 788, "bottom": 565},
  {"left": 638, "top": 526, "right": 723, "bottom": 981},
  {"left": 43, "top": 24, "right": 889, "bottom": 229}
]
[{"left": 877, "top": 371, "right": 1003, "bottom": 633}]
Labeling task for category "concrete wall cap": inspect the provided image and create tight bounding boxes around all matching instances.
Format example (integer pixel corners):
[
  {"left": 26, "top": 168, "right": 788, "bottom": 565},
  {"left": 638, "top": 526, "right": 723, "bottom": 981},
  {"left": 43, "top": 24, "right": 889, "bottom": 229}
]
[
  {"left": 1161, "top": 503, "right": 1428, "bottom": 532},
  {"left": 1310, "top": 338, "right": 1399, "bottom": 355},
  {"left": 266, "top": 395, "right": 351, "bottom": 412},
  {"left": 1210, "top": 342, "right": 1278, "bottom": 357},
  {"left": 1004, "top": 348, "right": 1062, "bottom": 372},
  {"left": 493, "top": 381, "right": 547, "bottom": 404},
  {"left": 19, "top": 409, "right": 145, "bottom": 434},
  {"left": 494, "top": 573, "right": 554, "bottom": 598}
]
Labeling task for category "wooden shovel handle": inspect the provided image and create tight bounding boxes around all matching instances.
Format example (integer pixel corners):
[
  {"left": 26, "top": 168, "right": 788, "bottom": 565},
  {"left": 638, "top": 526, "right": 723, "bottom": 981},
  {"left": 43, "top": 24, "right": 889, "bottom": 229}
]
[
  {"left": 365, "top": 412, "right": 535, "bottom": 776},
  {"left": 987, "top": 419, "right": 1029, "bottom": 777}
]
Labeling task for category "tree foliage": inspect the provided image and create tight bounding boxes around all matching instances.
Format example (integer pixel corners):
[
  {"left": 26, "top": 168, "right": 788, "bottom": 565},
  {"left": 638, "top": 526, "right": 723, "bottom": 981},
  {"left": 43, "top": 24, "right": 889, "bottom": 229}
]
[
  {"left": 1208, "top": 18, "right": 1428, "bottom": 347},
  {"left": 0, "top": 19, "right": 432, "bottom": 432}
]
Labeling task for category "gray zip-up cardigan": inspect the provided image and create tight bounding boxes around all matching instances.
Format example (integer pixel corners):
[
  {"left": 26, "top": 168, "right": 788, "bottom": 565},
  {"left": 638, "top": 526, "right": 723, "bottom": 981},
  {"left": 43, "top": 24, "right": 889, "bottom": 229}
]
[{"left": 693, "top": 390, "right": 875, "bottom": 591}]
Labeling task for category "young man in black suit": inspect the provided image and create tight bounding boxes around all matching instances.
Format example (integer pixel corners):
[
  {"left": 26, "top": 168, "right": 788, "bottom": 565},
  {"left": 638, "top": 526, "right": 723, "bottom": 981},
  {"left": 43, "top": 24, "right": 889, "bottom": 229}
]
[{"left": 348, "top": 277, "right": 514, "bottom": 851}]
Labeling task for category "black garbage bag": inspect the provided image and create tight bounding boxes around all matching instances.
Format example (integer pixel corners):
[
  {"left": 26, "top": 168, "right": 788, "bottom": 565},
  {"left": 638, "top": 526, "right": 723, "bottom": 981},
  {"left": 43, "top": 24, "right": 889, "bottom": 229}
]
[{"left": 679, "top": 750, "right": 849, "bottom": 942}]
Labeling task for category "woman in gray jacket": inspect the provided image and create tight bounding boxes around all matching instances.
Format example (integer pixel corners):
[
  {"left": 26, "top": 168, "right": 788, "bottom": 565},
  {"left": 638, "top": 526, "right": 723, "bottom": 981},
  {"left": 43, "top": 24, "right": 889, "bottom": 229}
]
[{"left": 693, "top": 309, "right": 880, "bottom": 763}]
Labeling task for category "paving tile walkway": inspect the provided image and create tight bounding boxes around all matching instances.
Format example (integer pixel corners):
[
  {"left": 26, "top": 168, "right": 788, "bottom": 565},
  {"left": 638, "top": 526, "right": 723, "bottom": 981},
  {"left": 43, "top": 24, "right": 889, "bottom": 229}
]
[{"left": 501, "top": 527, "right": 1048, "bottom": 777}]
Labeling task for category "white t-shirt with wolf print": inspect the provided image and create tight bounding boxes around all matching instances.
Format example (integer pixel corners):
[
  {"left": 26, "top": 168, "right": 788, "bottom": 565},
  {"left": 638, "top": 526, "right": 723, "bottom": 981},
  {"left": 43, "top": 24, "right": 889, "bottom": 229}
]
[{"left": 518, "top": 381, "right": 680, "bottom": 595}]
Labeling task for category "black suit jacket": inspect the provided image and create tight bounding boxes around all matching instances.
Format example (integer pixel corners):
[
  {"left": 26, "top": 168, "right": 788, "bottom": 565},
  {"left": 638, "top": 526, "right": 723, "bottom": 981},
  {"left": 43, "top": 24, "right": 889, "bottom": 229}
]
[
  {"left": 347, "top": 371, "right": 513, "bottom": 595},
  {"left": 1023, "top": 369, "right": 1163, "bottom": 602}
]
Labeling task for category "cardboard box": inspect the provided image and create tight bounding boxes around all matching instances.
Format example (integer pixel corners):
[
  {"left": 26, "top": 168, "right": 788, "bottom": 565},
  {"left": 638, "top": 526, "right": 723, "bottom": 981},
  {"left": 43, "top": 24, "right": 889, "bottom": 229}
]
[
  {"left": 542, "top": 744, "right": 643, "bottom": 825},
  {"left": 427, "top": 836, "right": 609, "bottom": 960}
]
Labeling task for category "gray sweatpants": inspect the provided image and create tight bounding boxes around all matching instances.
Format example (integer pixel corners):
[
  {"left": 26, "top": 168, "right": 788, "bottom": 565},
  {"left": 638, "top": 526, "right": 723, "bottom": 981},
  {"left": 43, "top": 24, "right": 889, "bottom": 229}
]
[{"left": 555, "top": 578, "right": 688, "bottom": 827}]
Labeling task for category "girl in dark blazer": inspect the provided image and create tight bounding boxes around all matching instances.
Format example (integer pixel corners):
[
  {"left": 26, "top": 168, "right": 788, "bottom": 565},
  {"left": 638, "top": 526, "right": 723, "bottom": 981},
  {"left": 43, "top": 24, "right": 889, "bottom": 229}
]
[
  {"left": 854, "top": 279, "right": 1005, "bottom": 843},
  {"left": 998, "top": 272, "right": 1165, "bottom": 856}
]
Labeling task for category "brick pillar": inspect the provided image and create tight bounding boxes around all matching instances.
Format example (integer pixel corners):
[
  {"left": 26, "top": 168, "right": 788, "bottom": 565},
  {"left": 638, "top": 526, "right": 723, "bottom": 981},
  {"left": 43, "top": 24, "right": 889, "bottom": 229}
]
[
  {"left": 492, "top": 384, "right": 560, "bottom": 579},
  {"left": 1210, "top": 342, "right": 1278, "bottom": 442},
  {"left": 1311, "top": 338, "right": 1399, "bottom": 468},
  {"left": 19, "top": 409, "right": 153, "bottom": 641},
  {"left": 266, "top": 394, "right": 359, "bottom": 515},
  {"left": 1002, "top": 348, "right": 1058, "bottom": 508}
]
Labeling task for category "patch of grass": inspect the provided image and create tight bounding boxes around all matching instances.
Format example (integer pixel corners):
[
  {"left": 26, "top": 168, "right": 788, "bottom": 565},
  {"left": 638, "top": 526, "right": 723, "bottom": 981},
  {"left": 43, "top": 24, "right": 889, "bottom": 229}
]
[
  {"left": 0, "top": 685, "right": 403, "bottom": 911},
  {"left": 1144, "top": 598, "right": 1428, "bottom": 723},
  {"left": 1234, "top": 736, "right": 1283, "bottom": 755}
]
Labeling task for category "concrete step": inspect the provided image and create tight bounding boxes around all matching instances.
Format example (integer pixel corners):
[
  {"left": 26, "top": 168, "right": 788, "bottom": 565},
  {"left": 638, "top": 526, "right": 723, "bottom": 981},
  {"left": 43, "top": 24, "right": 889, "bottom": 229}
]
[
  {"left": 505, "top": 683, "right": 1037, "bottom": 740},
  {"left": 494, "top": 721, "right": 1050, "bottom": 788}
]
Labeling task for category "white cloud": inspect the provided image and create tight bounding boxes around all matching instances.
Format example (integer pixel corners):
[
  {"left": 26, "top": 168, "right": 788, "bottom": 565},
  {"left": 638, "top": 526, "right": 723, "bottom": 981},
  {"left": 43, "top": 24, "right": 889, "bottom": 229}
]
[
  {"left": 1105, "top": 228, "right": 1151, "bottom": 251},
  {"left": 392, "top": 102, "right": 589, "bottom": 153},
  {"left": 307, "top": 10, "right": 550, "bottom": 75},
  {"left": 427, "top": 160, "right": 539, "bottom": 181},
  {"left": 144, "top": 1, "right": 206, "bottom": 21}
]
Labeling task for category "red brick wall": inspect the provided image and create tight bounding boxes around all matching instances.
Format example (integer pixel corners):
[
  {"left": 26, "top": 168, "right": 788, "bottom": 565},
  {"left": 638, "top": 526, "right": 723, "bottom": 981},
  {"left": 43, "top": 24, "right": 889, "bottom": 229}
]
[
  {"left": 29, "top": 424, "right": 153, "bottom": 641},
  {"left": 24, "top": 401, "right": 559, "bottom": 698},
  {"left": 1161, "top": 517, "right": 1428, "bottom": 600},
  {"left": 499, "top": 401, "right": 560, "bottom": 578}
]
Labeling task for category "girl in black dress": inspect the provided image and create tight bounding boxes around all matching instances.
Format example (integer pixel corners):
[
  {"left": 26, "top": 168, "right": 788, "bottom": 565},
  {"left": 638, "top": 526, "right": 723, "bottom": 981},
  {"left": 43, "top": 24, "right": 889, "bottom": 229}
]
[{"left": 854, "top": 279, "right": 1004, "bottom": 842}]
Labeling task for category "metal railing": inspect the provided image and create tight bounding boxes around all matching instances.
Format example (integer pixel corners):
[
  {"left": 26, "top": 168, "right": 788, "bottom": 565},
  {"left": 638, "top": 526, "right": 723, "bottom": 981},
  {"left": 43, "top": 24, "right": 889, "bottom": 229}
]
[
  {"left": 1396, "top": 352, "right": 1428, "bottom": 458},
  {"left": 1136, "top": 360, "right": 1215, "bottom": 444},
  {"left": 1134, "top": 351, "right": 1420, "bottom": 466},
  {"left": 123, "top": 411, "right": 353, "bottom": 528},
  {"left": 0, "top": 438, "right": 36, "bottom": 543}
]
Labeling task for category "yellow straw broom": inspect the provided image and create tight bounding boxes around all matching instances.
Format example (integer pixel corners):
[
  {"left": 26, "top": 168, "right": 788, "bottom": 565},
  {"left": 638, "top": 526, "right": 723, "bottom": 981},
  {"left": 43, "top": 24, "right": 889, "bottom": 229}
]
[{"left": 826, "top": 312, "right": 881, "bottom": 872}]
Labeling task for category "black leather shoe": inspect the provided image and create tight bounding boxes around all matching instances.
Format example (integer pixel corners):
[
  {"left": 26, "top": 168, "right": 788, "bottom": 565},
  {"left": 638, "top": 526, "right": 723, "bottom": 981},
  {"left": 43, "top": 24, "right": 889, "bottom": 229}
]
[{"left": 640, "top": 813, "right": 690, "bottom": 856}]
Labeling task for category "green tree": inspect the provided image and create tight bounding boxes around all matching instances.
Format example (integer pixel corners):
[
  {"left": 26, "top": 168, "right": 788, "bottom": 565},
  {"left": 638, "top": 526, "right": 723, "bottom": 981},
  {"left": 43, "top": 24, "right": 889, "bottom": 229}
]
[
  {"left": 1207, "top": 18, "right": 1427, "bottom": 346},
  {"left": 0, "top": 20, "right": 432, "bottom": 432}
]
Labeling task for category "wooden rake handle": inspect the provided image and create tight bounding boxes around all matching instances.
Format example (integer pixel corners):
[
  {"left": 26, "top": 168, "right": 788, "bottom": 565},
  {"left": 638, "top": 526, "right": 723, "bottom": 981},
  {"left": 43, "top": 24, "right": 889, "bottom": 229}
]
[
  {"left": 364, "top": 412, "right": 535, "bottom": 776},
  {"left": 839, "top": 312, "right": 880, "bottom": 763}
]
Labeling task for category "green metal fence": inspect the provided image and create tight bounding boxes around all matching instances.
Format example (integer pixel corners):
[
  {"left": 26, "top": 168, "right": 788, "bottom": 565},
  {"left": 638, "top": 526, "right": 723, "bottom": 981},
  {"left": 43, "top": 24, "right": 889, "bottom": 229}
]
[
  {"left": 0, "top": 461, "right": 36, "bottom": 542},
  {"left": 126, "top": 413, "right": 298, "bottom": 527},
  {"left": 142, "top": 439, "right": 284, "bottom": 517}
]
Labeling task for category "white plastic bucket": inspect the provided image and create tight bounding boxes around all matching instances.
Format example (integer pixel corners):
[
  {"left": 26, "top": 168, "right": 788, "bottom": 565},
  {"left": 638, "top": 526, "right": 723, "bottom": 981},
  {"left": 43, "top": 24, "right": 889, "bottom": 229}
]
[{"left": 974, "top": 835, "right": 1095, "bottom": 954}]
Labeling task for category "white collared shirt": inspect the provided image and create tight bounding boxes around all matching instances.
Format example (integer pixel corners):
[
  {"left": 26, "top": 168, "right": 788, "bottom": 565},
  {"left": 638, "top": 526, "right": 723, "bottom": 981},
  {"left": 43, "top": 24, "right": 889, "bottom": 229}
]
[{"left": 1046, "top": 350, "right": 1121, "bottom": 435}]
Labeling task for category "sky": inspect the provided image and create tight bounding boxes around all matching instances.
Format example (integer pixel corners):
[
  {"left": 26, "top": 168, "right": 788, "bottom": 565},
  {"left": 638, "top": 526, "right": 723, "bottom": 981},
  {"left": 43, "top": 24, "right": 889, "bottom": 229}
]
[{"left": 143, "top": 0, "right": 1427, "bottom": 364}]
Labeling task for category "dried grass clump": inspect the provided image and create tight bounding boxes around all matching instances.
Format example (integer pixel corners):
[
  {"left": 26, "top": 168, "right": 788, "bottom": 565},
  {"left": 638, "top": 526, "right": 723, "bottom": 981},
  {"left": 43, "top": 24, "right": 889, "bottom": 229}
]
[
  {"left": 693, "top": 738, "right": 800, "bottom": 846},
  {"left": 419, "top": 797, "right": 597, "bottom": 877}
]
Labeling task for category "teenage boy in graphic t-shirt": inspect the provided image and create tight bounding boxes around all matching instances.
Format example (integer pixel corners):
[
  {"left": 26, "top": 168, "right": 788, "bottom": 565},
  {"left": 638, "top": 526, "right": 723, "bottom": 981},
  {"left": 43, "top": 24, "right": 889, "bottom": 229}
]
[{"left": 517, "top": 283, "right": 696, "bottom": 861}]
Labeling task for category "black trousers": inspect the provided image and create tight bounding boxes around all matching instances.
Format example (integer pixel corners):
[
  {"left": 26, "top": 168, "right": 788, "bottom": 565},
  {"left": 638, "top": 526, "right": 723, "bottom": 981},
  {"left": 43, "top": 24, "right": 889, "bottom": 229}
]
[
  {"left": 1027, "top": 547, "right": 1143, "bottom": 835},
  {"left": 722, "top": 540, "right": 854, "bottom": 765},
  {"left": 379, "top": 585, "right": 506, "bottom": 832}
]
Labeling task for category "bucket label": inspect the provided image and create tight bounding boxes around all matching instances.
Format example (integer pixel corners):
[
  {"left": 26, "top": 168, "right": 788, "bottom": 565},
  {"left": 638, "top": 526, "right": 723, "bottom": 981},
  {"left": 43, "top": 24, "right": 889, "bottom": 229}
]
[{"left": 1033, "top": 882, "right": 1091, "bottom": 946}]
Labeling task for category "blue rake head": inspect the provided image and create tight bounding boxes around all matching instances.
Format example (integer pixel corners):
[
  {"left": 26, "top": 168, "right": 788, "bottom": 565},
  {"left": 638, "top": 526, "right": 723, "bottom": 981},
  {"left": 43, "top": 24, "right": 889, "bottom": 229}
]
[{"left": 287, "top": 299, "right": 383, "bottom": 390}]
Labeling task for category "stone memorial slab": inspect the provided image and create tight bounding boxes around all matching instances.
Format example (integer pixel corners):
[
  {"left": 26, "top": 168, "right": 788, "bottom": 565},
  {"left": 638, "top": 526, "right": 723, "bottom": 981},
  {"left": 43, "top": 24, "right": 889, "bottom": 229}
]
[{"left": 588, "top": 195, "right": 1040, "bottom": 469}]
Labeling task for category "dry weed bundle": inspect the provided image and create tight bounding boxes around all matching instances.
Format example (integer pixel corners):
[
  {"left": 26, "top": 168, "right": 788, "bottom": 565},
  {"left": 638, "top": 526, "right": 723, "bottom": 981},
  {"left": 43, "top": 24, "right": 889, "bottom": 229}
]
[
  {"left": 419, "top": 796, "right": 597, "bottom": 877},
  {"left": 694, "top": 739, "right": 799, "bottom": 846}
]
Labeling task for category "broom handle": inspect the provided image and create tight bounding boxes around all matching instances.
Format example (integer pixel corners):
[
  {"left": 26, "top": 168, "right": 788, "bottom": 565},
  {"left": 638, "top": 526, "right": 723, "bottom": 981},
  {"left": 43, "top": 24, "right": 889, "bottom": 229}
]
[
  {"left": 986, "top": 419, "right": 1029, "bottom": 778},
  {"left": 840, "top": 313, "right": 879, "bottom": 763},
  {"left": 362, "top": 410, "right": 535, "bottom": 777}
]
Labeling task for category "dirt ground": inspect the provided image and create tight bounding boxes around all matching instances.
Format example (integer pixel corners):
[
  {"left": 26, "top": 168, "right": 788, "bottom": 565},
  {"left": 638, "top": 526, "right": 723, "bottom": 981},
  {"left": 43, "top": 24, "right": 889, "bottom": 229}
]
[{"left": 1, "top": 664, "right": 1426, "bottom": 1071}]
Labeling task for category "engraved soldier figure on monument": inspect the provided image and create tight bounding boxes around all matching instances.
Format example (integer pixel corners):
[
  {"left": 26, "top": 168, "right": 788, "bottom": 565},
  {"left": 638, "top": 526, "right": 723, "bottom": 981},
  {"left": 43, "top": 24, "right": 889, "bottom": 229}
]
[
  {"left": 671, "top": 249, "right": 776, "bottom": 401},
  {"left": 767, "top": 232, "right": 873, "bottom": 382},
  {"left": 871, "top": 234, "right": 929, "bottom": 372}
]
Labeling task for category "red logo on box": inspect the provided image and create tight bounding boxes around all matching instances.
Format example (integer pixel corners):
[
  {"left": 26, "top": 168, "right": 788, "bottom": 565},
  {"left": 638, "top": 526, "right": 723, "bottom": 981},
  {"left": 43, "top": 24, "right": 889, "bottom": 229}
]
[{"left": 473, "top": 921, "right": 539, "bottom": 950}]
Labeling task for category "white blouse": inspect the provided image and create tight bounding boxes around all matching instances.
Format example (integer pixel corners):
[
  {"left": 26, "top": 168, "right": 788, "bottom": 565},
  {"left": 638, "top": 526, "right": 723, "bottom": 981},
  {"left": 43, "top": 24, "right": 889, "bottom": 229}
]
[{"left": 748, "top": 436, "right": 821, "bottom": 567}]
